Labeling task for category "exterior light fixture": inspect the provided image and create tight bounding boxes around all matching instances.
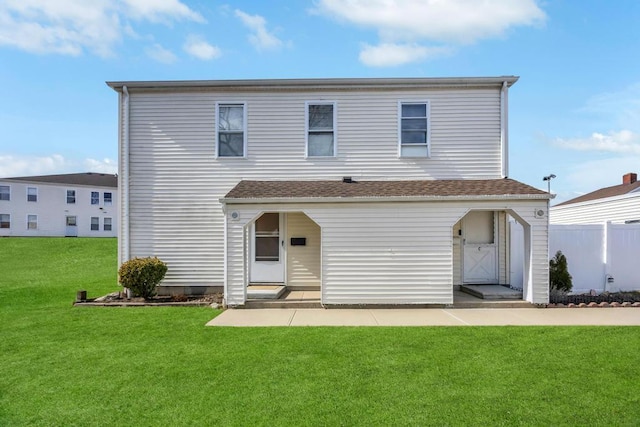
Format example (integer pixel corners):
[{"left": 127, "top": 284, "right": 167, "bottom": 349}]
[{"left": 543, "top": 174, "right": 556, "bottom": 193}]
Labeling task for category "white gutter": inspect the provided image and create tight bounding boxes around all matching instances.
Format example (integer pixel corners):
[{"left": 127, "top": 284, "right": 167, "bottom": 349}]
[
  {"left": 501, "top": 81, "right": 509, "bottom": 178},
  {"left": 121, "top": 85, "right": 130, "bottom": 263}
]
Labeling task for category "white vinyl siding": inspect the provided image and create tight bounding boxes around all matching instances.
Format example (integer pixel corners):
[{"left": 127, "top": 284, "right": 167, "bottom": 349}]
[
  {"left": 399, "top": 101, "right": 430, "bottom": 157},
  {"left": 123, "top": 86, "right": 505, "bottom": 288},
  {"left": 27, "top": 187, "right": 37, "bottom": 202},
  {"left": 550, "top": 194, "right": 640, "bottom": 224},
  {"left": 306, "top": 101, "right": 336, "bottom": 157},
  {"left": 286, "top": 212, "right": 321, "bottom": 288},
  {"left": 216, "top": 103, "right": 246, "bottom": 158}
]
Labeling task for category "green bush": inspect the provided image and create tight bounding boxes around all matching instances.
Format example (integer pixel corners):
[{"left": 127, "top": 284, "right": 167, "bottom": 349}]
[
  {"left": 118, "top": 257, "right": 168, "bottom": 299},
  {"left": 549, "top": 250, "right": 572, "bottom": 293}
]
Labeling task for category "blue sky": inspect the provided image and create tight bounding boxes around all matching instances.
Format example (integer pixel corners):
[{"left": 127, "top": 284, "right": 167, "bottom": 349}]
[{"left": 1, "top": 0, "right": 639, "bottom": 203}]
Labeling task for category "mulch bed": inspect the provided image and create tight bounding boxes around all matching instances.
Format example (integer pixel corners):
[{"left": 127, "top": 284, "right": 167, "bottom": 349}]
[
  {"left": 549, "top": 291, "right": 640, "bottom": 305},
  {"left": 74, "top": 291, "right": 224, "bottom": 307}
]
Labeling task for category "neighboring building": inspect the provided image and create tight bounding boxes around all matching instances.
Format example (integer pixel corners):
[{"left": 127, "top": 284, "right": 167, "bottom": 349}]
[
  {"left": 0, "top": 172, "right": 118, "bottom": 237},
  {"left": 550, "top": 173, "right": 640, "bottom": 224},
  {"left": 108, "top": 77, "right": 551, "bottom": 305}
]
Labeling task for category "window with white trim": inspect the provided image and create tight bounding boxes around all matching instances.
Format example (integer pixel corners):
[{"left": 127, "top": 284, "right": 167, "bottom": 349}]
[
  {"left": 217, "top": 103, "right": 246, "bottom": 157},
  {"left": 104, "top": 192, "right": 112, "bottom": 206},
  {"left": 91, "top": 217, "right": 99, "bottom": 231},
  {"left": 66, "top": 216, "right": 77, "bottom": 227},
  {"left": 27, "top": 187, "right": 37, "bottom": 202},
  {"left": 306, "top": 102, "right": 336, "bottom": 157},
  {"left": 0, "top": 185, "right": 9, "bottom": 201},
  {"left": 104, "top": 217, "right": 112, "bottom": 231},
  {"left": 91, "top": 191, "right": 99, "bottom": 205},
  {"left": 0, "top": 213, "right": 9, "bottom": 228},
  {"left": 399, "top": 101, "right": 430, "bottom": 157},
  {"left": 27, "top": 215, "right": 37, "bottom": 230},
  {"left": 66, "top": 190, "right": 76, "bottom": 204}
]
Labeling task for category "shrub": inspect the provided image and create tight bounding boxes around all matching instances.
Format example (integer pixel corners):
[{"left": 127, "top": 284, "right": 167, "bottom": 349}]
[
  {"left": 549, "top": 250, "right": 572, "bottom": 293},
  {"left": 118, "top": 257, "right": 168, "bottom": 299}
]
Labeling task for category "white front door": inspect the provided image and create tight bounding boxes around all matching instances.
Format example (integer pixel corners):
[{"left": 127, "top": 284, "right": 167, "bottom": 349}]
[
  {"left": 250, "top": 213, "right": 285, "bottom": 283},
  {"left": 463, "top": 211, "right": 498, "bottom": 284}
]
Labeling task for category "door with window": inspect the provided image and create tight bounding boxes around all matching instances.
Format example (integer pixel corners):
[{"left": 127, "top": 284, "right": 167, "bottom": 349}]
[
  {"left": 250, "top": 213, "right": 284, "bottom": 283},
  {"left": 65, "top": 216, "right": 78, "bottom": 237},
  {"left": 462, "top": 211, "right": 498, "bottom": 284}
]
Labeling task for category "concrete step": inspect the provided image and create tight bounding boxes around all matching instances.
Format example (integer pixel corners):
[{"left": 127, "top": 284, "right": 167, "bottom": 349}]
[
  {"left": 246, "top": 284, "right": 286, "bottom": 300},
  {"left": 244, "top": 299, "right": 322, "bottom": 309},
  {"left": 460, "top": 284, "right": 523, "bottom": 300}
]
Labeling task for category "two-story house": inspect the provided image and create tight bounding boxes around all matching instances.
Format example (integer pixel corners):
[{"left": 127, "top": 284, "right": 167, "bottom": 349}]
[
  {"left": 0, "top": 172, "right": 118, "bottom": 237},
  {"left": 107, "top": 77, "right": 550, "bottom": 306}
]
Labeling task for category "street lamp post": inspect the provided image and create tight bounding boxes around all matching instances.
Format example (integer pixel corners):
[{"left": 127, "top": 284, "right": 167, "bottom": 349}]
[{"left": 543, "top": 174, "right": 556, "bottom": 194}]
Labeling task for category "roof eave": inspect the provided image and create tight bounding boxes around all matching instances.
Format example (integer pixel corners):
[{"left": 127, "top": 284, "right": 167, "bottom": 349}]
[
  {"left": 106, "top": 76, "right": 519, "bottom": 92},
  {"left": 221, "top": 193, "right": 550, "bottom": 205}
]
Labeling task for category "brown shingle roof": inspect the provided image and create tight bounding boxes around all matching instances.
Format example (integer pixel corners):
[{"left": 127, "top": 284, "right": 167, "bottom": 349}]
[
  {"left": 3, "top": 172, "right": 118, "bottom": 188},
  {"left": 555, "top": 181, "right": 640, "bottom": 206},
  {"left": 223, "top": 179, "right": 548, "bottom": 202}
]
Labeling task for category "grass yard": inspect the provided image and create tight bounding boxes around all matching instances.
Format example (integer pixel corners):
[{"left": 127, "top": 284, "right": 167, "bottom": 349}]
[{"left": 1, "top": 238, "right": 639, "bottom": 426}]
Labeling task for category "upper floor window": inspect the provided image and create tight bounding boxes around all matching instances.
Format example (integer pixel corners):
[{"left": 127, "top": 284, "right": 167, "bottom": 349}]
[
  {"left": 27, "top": 187, "right": 37, "bottom": 202},
  {"left": 104, "top": 192, "right": 113, "bottom": 206},
  {"left": 27, "top": 215, "right": 37, "bottom": 230},
  {"left": 0, "top": 213, "right": 9, "bottom": 228},
  {"left": 0, "top": 185, "right": 9, "bottom": 201},
  {"left": 217, "top": 103, "right": 246, "bottom": 157},
  {"left": 66, "top": 190, "right": 76, "bottom": 204},
  {"left": 399, "top": 101, "right": 430, "bottom": 157},
  {"left": 306, "top": 102, "right": 336, "bottom": 157},
  {"left": 91, "top": 191, "right": 99, "bottom": 205}
]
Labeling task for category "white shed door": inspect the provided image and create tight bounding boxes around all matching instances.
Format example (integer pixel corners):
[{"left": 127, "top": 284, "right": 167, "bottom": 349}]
[
  {"left": 463, "top": 211, "right": 498, "bottom": 284},
  {"left": 250, "top": 213, "right": 285, "bottom": 283}
]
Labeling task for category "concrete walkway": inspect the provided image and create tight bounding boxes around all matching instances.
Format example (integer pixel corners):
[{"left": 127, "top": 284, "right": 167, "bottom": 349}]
[{"left": 206, "top": 307, "right": 640, "bottom": 327}]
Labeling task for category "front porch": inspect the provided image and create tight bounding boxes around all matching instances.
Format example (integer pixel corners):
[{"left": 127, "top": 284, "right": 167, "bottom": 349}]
[{"left": 243, "top": 284, "right": 532, "bottom": 309}]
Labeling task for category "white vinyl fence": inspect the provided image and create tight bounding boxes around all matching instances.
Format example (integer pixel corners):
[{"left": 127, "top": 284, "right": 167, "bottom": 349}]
[{"left": 510, "top": 221, "right": 640, "bottom": 293}]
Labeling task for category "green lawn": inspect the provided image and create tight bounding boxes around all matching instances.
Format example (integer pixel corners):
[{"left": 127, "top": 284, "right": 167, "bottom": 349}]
[{"left": 1, "top": 238, "right": 639, "bottom": 426}]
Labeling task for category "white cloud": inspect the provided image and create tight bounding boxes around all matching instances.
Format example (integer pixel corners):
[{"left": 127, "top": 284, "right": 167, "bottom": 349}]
[
  {"left": 183, "top": 35, "right": 221, "bottom": 60},
  {"left": 315, "top": 0, "right": 545, "bottom": 43},
  {"left": 0, "top": 154, "right": 117, "bottom": 178},
  {"left": 235, "top": 9, "right": 283, "bottom": 51},
  {"left": 0, "top": 154, "right": 67, "bottom": 177},
  {"left": 146, "top": 43, "right": 177, "bottom": 63},
  {"left": 0, "top": 0, "right": 203, "bottom": 57},
  {"left": 314, "top": 0, "right": 545, "bottom": 66},
  {"left": 553, "top": 130, "right": 640, "bottom": 154},
  {"left": 359, "top": 42, "right": 450, "bottom": 67},
  {"left": 84, "top": 158, "right": 118, "bottom": 174},
  {"left": 121, "top": 0, "right": 204, "bottom": 23}
]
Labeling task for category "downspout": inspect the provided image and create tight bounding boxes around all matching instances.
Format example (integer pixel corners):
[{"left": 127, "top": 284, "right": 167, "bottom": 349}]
[
  {"left": 121, "top": 86, "right": 130, "bottom": 263},
  {"left": 500, "top": 81, "right": 509, "bottom": 178}
]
